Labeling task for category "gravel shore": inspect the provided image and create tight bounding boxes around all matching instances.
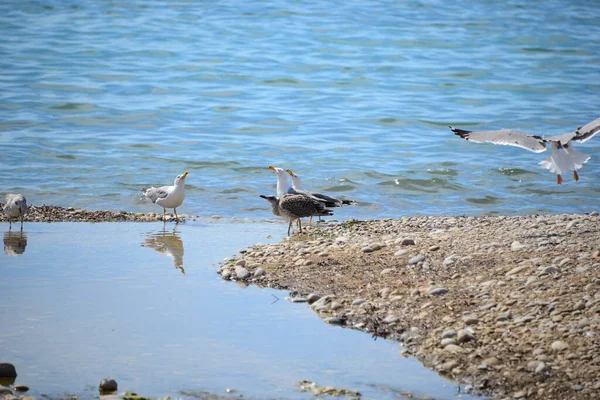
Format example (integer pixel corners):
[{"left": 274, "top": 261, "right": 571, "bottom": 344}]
[{"left": 219, "top": 212, "right": 600, "bottom": 400}]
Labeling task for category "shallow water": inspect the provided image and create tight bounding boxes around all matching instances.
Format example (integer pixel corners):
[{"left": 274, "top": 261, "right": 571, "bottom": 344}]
[
  {"left": 1, "top": 0, "right": 599, "bottom": 219},
  {"left": 1, "top": 222, "right": 478, "bottom": 399}
]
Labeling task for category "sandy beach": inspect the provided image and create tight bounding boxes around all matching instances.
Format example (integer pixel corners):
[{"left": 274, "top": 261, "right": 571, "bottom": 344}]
[{"left": 219, "top": 212, "right": 600, "bottom": 400}]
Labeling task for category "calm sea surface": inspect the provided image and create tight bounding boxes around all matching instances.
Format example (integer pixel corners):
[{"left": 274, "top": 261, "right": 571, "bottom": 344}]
[{"left": 1, "top": 0, "right": 599, "bottom": 219}]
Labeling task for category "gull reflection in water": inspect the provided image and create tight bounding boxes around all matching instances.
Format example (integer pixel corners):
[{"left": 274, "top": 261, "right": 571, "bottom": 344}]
[
  {"left": 4, "top": 230, "right": 28, "bottom": 256},
  {"left": 142, "top": 227, "right": 185, "bottom": 274}
]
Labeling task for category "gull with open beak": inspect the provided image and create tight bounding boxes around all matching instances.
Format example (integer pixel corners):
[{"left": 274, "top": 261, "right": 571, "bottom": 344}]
[{"left": 143, "top": 171, "right": 188, "bottom": 222}]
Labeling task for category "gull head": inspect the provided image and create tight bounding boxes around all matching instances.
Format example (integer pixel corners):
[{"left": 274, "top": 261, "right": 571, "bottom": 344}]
[
  {"left": 259, "top": 194, "right": 279, "bottom": 205},
  {"left": 285, "top": 169, "right": 301, "bottom": 189},
  {"left": 174, "top": 171, "right": 189, "bottom": 186},
  {"left": 268, "top": 165, "right": 289, "bottom": 197}
]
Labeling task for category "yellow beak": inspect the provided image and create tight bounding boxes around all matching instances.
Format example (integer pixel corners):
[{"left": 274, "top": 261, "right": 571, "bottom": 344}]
[
  {"left": 182, "top": 171, "right": 189, "bottom": 178},
  {"left": 268, "top": 165, "right": 276, "bottom": 171},
  {"left": 285, "top": 169, "right": 294, "bottom": 176}
]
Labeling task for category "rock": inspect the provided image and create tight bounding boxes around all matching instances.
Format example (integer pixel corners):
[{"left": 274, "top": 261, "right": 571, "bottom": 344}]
[
  {"left": 221, "top": 270, "right": 232, "bottom": 280},
  {"left": 0, "top": 363, "right": 17, "bottom": 378},
  {"left": 429, "top": 245, "right": 440, "bottom": 251},
  {"left": 540, "top": 266, "right": 558, "bottom": 275},
  {"left": 0, "top": 385, "right": 12, "bottom": 396},
  {"left": 511, "top": 241, "right": 526, "bottom": 251},
  {"left": 352, "top": 298, "right": 367, "bottom": 306},
  {"left": 361, "top": 246, "right": 373, "bottom": 253},
  {"left": 506, "top": 265, "right": 529, "bottom": 276},
  {"left": 441, "top": 338, "right": 457, "bottom": 346},
  {"left": 99, "top": 378, "right": 118, "bottom": 392},
  {"left": 444, "top": 344, "right": 465, "bottom": 354},
  {"left": 235, "top": 259, "right": 246, "bottom": 267},
  {"left": 463, "top": 317, "right": 480, "bottom": 325},
  {"left": 13, "top": 385, "right": 28, "bottom": 392},
  {"left": 483, "top": 357, "right": 501, "bottom": 366},
  {"left": 535, "top": 362, "right": 546, "bottom": 374},
  {"left": 330, "top": 301, "right": 342, "bottom": 311},
  {"left": 401, "top": 238, "right": 416, "bottom": 246},
  {"left": 254, "top": 267, "right": 266, "bottom": 277},
  {"left": 428, "top": 287, "right": 449, "bottom": 296},
  {"left": 394, "top": 249, "right": 408, "bottom": 256},
  {"left": 324, "top": 317, "right": 343, "bottom": 325},
  {"left": 512, "top": 390, "right": 527, "bottom": 398},
  {"left": 409, "top": 255, "right": 425, "bottom": 265},
  {"left": 306, "top": 294, "right": 321, "bottom": 304},
  {"left": 441, "top": 329, "right": 457, "bottom": 339},
  {"left": 457, "top": 329, "right": 476, "bottom": 343},
  {"left": 235, "top": 266, "right": 250, "bottom": 279},
  {"left": 551, "top": 340, "right": 569, "bottom": 352}
]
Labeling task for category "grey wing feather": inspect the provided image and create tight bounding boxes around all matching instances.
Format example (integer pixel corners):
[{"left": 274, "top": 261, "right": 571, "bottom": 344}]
[
  {"left": 450, "top": 126, "right": 547, "bottom": 153},
  {"left": 309, "top": 191, "right": 342, "bottom": 206},
  {"left": 574, "top": 117, "right": 600, "bottom": 143},
  {"left": 144, "top": 186, "right": 170, "bottom": 203}
]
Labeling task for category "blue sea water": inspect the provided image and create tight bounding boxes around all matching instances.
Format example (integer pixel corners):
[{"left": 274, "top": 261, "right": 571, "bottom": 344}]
[{"left": 1, "top": 0, "right": 599, "bottom": 219}]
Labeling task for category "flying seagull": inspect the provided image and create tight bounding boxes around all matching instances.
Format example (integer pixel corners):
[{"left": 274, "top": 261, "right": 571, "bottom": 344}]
[
  {"left": 3, "top": 193, "right": 28, "bottom": 231},
  {"left": 143, "top": 171, "right": 188, "bottom": 221},
  {"left": 450, "top": 117, "right": 600, "bottom": 184},
  {"left": 259, "top": 194, "right": 333, "bottom": 236}
]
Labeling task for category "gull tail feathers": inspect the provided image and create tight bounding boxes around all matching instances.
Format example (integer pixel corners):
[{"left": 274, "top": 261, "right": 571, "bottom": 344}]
[{"left": 539, "top": 147, "right": 590, "bottom": 174}]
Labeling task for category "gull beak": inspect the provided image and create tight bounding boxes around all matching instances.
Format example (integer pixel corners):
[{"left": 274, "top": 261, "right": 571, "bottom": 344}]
[
  {"left": 268, "top": 165, "right": 276, "bottom": 171},
  {"left": 285, "top": 169, "right": 294, "bottom": 176},
  {"left": 182, "top": 171, "right": 189, "bottom": 178}
]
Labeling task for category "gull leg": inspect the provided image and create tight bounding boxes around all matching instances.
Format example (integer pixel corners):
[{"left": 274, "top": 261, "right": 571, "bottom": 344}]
[
  {"left": 174, "top": 208, "right": 179, "bottom": 223},
  {"left": 298, "top": 218, "right": 303, "bottom": 233},
  {"left": 287, "top": 221, "right": 293, "bottom": 236},
  {"left": 163, "top": 208, "right": 166, "bottom": 221},
  {"left": 309, "top": 216, "right": 313, "bottom": 224},
  {"left": 20, "top": 216, "right": 24, "bottom": 231},
  {"left": 8, "top": 220, "right": 12, "bottom": 231},
  {"left": 574, "top": 170, "right": 579, "bottom": 182},
  {"left": 557, "top": 174, "right": 563, "bottom": 185}
]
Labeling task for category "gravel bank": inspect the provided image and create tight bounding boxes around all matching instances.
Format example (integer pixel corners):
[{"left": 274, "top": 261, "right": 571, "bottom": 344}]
[{"left": 219, "top": 213, "right": 600, "bottom": 400}]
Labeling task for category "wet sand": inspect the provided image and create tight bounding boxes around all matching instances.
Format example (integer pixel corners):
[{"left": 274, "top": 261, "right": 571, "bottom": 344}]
[{"left": 219, "top": 212, "right": 600, "bottom": 400}]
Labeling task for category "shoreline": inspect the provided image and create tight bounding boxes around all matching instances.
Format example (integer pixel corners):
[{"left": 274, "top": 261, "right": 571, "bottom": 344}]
[{"left": 219, "top": 212, "right": 600, "bottom": 400}]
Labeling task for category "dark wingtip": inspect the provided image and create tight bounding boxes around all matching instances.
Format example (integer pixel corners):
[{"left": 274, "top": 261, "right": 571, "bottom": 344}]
[
  {"left": 450, "top": 126, "right": 471, "bottom": 139},
  {"left": 342, "top": 199, "right": 357, "bottom": 205}
]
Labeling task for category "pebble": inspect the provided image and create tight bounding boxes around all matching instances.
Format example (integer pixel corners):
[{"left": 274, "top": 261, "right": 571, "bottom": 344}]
[
  {"left": 540, "top": 266, "right": 558, "bottom": 275},
  {"left": 401, "top": 238, "right": 416, "bottom": 246},
  {"left": 254, "top": 267, "right": 266, "bottom": 277},
  {"left": 235, "top": 266, "right": 250, "bottom": 279},
  {"left": 306, "top": 294, "right": 321, "bottom": 304},
  {"left": 510, "top": 241, "right": 526, "bottom": 251},
  {"left": 441, "top": 329, "right": 457, "bottom": 339},
  {"left": 352, "top": 298, "right": 367, "bottom": 306},
  {"left": 428, "top": 245, "right": 440, "bottom": 251},
  {"left": 441, "top": 338, "right": 456, "bottom": 346},
  {"left": 551, "top": 340, "right": 569, "bottom": 352},
  {"left": 0, "top": 386, "right": 11, "bottom": 396},
  {"left": 235, "top": 259, "right": 246, "bottom": 267},
  {"left": 428, "top": 287, "right": 449, "bottom": 296},
  {"left": 99, "top": 378, "right": 118, "bottom": 392},
  {"left": 0, "top": 363, "right": 17, "bottom": 378},
  {"left": 324, "top": 317, "right": 343, "bottom": 325},
  {"left": 409, "top": 255, "right": 425, "bottom": 265},
  {"left": 506, "top": 265, "right": 529, "bottom": 276},
  {"left": 394, "top": 249, "right": 408, "bottom": 256},
  {"left": 535, "top": 362, "right": 547, "bottom": 374},
  {"left": 463, "top": 317, "right": 480, "bottom": 325},
  {"left": 361, "top": 246, "right": 373, "bottom": 253},
  {"left": 456, "top": 329, "right": 476, "bottom": 343}
]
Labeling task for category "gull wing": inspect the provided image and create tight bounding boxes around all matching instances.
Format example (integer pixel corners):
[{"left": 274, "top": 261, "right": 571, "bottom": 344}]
[
  {"left": 574, "top": 117, "right": 600, "bottom": 143},
  {"left": 144, "top": 186, "right": 171, "bottom": 203},
  {"left": 450, "top": 126, "right": 547, "bottom": 153}
]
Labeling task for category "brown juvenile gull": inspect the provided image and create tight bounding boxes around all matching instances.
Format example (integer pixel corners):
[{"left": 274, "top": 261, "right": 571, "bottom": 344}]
[
  {"left": 260, "top": 194, "right": 333, "bottom": 236},
  {"left": 3, "top": 193, "right": 28, "bottom": 231},
  {"left": 143, "top": 171, "right": 188, "bottom": 221},
  {"left": 450, "top": 117, "right": 600, "bottom": 184}
]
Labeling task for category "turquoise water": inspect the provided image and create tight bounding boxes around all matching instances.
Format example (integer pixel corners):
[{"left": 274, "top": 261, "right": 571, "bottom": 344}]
[
  {"left": 0, "top": 0, "right": 599, "bottom": 219},
  {"left": 0, "top": 222, "right": 479, "bottom": 399}
]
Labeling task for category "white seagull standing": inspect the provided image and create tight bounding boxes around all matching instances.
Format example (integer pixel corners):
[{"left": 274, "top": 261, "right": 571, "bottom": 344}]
[
  {"left": 3, "top": 193, "right": 28, "bottom": 231},
  {"left": 450, "top": 117, "right": 600, "bottom": 184},
  {"left": 143, "top": 171, "right": 188, "bottom": 222}
]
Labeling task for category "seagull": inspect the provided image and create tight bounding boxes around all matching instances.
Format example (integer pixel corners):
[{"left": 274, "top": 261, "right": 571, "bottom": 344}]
[
  {"left": 143, "top": 171, "right": 188, "bottom": 222},
  {"left": 259, "top": 194, "right": 333, "bottom": 236},
  {"left": 3, "top": 194, "right": 28, "bottom": 231},
  {"left": 450, "top": 117, "right": 600, "bottom": 184},
  {"left": 285, "top": 169, "right": 356, "bottom": 206}
]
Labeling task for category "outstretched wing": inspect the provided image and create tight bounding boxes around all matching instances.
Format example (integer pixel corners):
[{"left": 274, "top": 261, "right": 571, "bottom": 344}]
[
  {"left": 573, "top": 117, "right": 600, "bottom": 143},
  {"left": 450, "top": 126, "right": 547, "bottom": 153}
]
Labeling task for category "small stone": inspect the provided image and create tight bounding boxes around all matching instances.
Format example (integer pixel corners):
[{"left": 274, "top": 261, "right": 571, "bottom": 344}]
[
  {"left": 0, "top": 386, "right": 12, "bottom": 396},
  {"left": 483, "top": 357, "right": 500, "bottom": 366},
  {"left": 352, "top": 298, "right": 367, "bottom": 306},
  {"left": 235, "top": 266, "right": 250, "bottom": 279},
  {"left": 429, "top": 245, "right": 440, "bottom": 251},
  {"left": 99, "top": 378, "right": 118, "bottom": 392},
  {"left": 221, "top": 270, "right": 232, "bottom": 280},
  {"left": 441, "top": 338, "right": 456, "bottom": 346},
  {"left": 235, "top": 259, "right": 246, "bottom": 267},
  {"left": 513, "top": 390, "right": 526, "bottom": 399},
  {"left": 535, "top": 362, "right": 546, "bottom": 374},
  {"left": 384, "top": 315, "right": 399, "bottom": 324},
  {"left": 394, "top": 249, "right": 408, "bottom": 256},
  {"left": 428, "top": 287, "right": 449, "bottom": 296},
  {"left": 506, "top": 265, "right": 529, "bottom": 276},
  {"left": 254, "top": 267, "right": 266, "bottom": 277},
  {"left": 330, "top": 301, "right": 342, "bottom": 310},
  {"left": 444, "top": 344, "right": 464, "bottom": 354},
  {"left": 441, "top": 330, "right": 457, "bottom": 339},
  {"left": 361, "top": 246, "right": 373, "bottom": 253},
  {"left": 511, "top": 241, "right": 526, "bottom": 251},
  {"left": 306, "top": 294, "right": 321, "bottom": 304},
  {"left": 401, "top": 238, "right": 416, "bottom": 246},
  {"left": 409, "top": 255, "right": 425, "bottom": 265},
  {"left": 540, "top": 266, "right": 558, "bottom": 275},
  {"left": 463, "top": 317, "right": 480, "bottom": 325},
  {"left": 0, "top": 363, "right": 17, "bottom": 378},
  {"left": 572, "top": 385, "right": 583, "bottom": 392},
  {"left": 551, "top": 340, "right": 569, "bottom": 352},
  {"left": 457, "top": 329, "right": 476, "bottom": 343},
  {"left": 324, "top": 317, "right": 343, "bottom": 325}
]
